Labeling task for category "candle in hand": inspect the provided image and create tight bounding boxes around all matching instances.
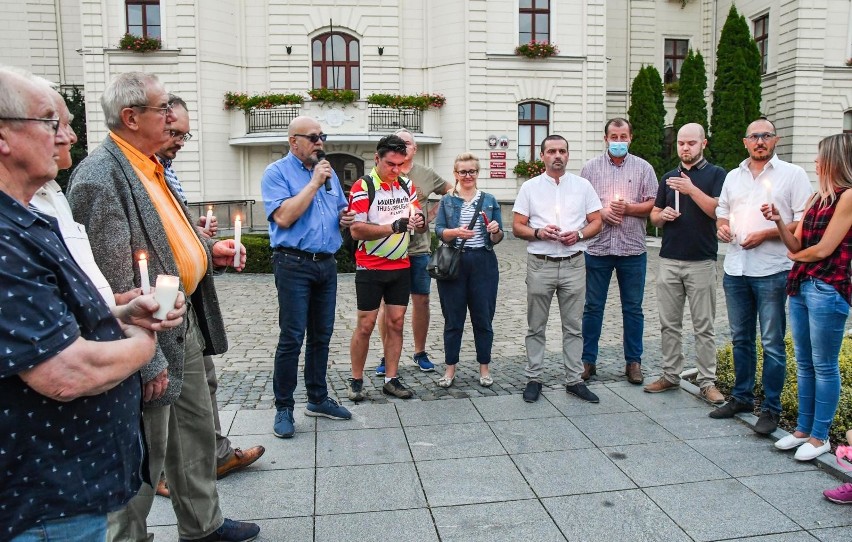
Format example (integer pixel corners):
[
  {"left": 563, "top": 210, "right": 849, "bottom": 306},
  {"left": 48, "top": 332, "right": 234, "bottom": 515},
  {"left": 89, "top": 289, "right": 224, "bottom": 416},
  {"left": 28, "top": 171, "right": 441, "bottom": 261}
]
[
  {"left": 138, "top": 252, "right": 151, "bottom": 294},
  {"left": 554, "top": 205, "right": 561, "bottom": 229},
  {"left": 205, "top": 205, "right": 214, "bottom": 233},
  {"left": 233, "top": 215, "right": 242, "bottom": 267},
  {"left": 674, "top": 190, "right": 680, "bottom": 213},
  {"left": 762, "top": 179, "right": 773, "bottom": 205},
  {"left": 729, "top": 214, "right": 738, "bottom": 245},
  {"left": 152, "top": 274, "right": 180, "bottom": 320}
]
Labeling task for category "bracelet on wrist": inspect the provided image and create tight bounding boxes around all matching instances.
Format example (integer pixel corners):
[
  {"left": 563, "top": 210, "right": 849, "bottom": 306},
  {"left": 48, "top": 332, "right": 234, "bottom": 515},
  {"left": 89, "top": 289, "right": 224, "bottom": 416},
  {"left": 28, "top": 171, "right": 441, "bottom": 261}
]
[{"left": 534, "top": 228, "right": 541, "bottom": 240}]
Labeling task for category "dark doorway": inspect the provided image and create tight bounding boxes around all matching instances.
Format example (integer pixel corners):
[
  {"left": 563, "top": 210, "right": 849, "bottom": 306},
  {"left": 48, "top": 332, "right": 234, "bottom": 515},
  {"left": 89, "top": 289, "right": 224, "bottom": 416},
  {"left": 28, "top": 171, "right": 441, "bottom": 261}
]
[{"left": 327, "top": 153, "right": 364, "bottom": 195}]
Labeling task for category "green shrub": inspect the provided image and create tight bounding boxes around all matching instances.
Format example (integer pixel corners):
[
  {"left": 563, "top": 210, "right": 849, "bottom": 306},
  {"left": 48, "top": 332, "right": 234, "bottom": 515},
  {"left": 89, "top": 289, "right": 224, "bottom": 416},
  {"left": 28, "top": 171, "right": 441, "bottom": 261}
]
[
  {"left": 118, "top": 33, "right": 162, "bottom": 52},
  {"left": 367, "top": 93, "right": 446, "bottom": 110},
  {"left": 307, "top": 88, "right": 357, "bottom": 104},
  {"left": 513, "top": 159, "right": 546, "bottom": 178},
  {"left": 223, "top": 92, "right": 304, "bottom": 112},
  {"left": 715, "top": 335, "right": 852, "bottom": 444}
]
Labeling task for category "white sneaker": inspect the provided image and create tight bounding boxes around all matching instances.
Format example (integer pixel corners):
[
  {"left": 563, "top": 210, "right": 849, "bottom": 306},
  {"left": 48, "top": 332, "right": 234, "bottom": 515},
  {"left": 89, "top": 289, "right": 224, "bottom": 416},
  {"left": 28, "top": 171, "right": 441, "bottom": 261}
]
[
  {"left": 794, "top": 440, "right": 830, "bottom": 461},
  {"left": 774, "top": 434, "right": 808, "bottom": 450}
]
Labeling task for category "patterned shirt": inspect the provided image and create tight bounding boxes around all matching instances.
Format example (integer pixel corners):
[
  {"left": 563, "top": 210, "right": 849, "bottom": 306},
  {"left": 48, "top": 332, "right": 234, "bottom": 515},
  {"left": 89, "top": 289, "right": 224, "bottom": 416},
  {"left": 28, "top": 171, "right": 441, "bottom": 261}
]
[
  {"left": 786, "top": 189, "right": 852, "bottom": 305},
  {"left": 580, "top": 153, "right": 658, "bottom": 257},
  {"left": 455, "top": 191, "right": 487, "bottom": 249},
  {"left": 161, "top": 158, "right": 187, "bottom": 204},
  {"left": 0, "top": 191, "right": 143, "bottom": 539}
]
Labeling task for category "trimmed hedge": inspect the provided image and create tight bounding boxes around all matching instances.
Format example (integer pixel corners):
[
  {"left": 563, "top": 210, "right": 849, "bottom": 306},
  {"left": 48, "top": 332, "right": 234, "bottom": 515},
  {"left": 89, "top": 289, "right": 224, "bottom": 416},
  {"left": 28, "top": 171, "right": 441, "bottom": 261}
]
[{"left": 715, "top": 335, "right": 852, "bottom": 444}]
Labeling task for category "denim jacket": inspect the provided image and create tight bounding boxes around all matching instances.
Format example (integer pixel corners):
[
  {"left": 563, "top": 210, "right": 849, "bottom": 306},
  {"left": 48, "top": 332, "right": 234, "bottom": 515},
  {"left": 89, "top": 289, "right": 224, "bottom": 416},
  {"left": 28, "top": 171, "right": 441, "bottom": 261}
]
[{"left": 435, "top": 191, "right": 503, "bottom": 249}]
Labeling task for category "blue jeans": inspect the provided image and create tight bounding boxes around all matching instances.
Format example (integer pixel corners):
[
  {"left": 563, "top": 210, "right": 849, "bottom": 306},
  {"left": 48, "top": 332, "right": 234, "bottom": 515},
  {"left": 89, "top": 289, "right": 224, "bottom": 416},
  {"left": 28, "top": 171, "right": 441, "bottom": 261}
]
[
  {"left": 272, "top": 251, "right": 337, "bottom": 409},
  {"left": 436, "top": 249, "right": 499, "bottom": 365},
  {"left": 582, "top": 253, "right": 647, "bottom": 365},
  {"left": 12, "top": 514, "right": 106, "bottom": 541},
  {"left": 789, "top": 278, "right": 849, "bottom": 441},
  {"left": 723, "top": 271, "right": 788, "bottom": 413}
]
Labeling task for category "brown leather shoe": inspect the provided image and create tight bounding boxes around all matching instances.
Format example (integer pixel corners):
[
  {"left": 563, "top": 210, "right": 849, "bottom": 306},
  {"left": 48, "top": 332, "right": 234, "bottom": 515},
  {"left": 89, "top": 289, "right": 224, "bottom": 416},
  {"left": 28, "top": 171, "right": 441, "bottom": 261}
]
[
  {"left": 581, "top": 362, "right": 597, "bottom": 381},
  {"left": 700, "top": 385, "right": 726, "bottom": 405},
  {"left": 625, "top": 362, "right": 644, "bottom": 384},
  {"left": 216, "top": 446, "right": 266, "bottom": 480},
  {"left": 155, "top": 477, "right": 170, "bottom": 498},
  {"left": 643, "top": 377, "right": 678, "bottom": 393}
]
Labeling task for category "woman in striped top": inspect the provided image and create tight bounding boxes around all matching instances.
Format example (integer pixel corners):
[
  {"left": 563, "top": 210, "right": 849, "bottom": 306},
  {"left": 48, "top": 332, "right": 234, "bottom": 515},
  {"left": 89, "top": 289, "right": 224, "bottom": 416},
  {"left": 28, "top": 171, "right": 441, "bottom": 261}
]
[
  {"left": 762, "top": 133, "right": 852, "bottom": 462},
  {"left": 434, "top": 153, "right": 504, "bottom": 388}
]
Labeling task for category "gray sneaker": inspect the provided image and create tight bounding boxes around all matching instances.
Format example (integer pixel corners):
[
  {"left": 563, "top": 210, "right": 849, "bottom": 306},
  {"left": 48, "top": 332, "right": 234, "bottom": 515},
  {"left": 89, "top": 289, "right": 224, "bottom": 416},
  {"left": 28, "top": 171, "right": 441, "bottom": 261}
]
[
  {"left": 347, "top": 378, "right": 365, "bottom": 402},
  {"left": 382, "top": 377, "right": 414, "bottom": 399}
]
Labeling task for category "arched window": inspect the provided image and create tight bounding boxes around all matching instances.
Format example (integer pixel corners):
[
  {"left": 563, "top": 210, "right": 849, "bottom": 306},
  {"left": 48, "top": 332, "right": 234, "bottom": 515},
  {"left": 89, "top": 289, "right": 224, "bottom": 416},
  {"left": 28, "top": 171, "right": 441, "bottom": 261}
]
[
  {"left": 126, "top": 0, "right": 161, "bottom": 39},
  {"left": 518, "top": 101, "right": 550, "bottom": 162},
  {"left": 844, "top": 110, "right": 852, "bottom": 134},
  {"left": 312, "top": 33, "right": 360, "bottom": 92}
]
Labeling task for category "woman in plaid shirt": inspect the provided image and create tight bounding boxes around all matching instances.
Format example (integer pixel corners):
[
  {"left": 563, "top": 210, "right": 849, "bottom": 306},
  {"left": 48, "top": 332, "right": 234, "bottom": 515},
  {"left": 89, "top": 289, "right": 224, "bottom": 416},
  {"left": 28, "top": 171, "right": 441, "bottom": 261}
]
[{"left": 762, "top": 133, "right": 852, "bottom": 462}]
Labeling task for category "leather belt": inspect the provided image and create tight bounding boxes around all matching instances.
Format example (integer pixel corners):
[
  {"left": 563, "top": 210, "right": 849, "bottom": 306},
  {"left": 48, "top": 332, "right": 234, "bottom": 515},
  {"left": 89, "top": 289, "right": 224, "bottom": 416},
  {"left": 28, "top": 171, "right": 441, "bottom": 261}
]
[
  {"left": 532, "top": 252, "right": 582, "bottom": 262},
  {"left": 274, "top": 247, "right": 334, "bottom": 261}
]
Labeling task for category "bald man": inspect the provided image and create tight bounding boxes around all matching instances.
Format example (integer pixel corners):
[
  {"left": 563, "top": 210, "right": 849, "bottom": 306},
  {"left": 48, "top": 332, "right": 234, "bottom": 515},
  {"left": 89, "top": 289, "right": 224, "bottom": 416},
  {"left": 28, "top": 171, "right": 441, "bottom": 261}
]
[
  {"left": 645, "top": 123, "right": 727, "bottom": 403},
  {"left": 261, "top": 116, "right": 355, "bottom": 439}
]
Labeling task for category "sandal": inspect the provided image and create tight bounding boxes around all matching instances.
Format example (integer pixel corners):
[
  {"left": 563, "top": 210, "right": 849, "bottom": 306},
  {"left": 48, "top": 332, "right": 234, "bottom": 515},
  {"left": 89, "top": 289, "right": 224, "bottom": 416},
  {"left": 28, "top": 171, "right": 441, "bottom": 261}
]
[
  {"left": 437, "top": 374, "right": 455, "bottom": 388},
  {"left": 479, "top": 374, "right": 493, "bottom": 387}
]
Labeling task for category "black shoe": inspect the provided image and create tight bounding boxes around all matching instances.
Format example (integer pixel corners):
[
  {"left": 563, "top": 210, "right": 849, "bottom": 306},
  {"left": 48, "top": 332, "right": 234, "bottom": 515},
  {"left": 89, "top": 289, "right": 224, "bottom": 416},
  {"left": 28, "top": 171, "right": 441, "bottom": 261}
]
[
  {"left": 523, "top": 381, "right": 542, "bottom": 403},
  {"left": 565, "top": 383, "right": 600, "bottom": 403},
  {"left": 179, "top": 518, "right": 260, "bottom": 542},
  {"left": 347, "top": 378, "right": 365, "bottom": 402},
  {"left": 382, "top": 377, "right": 414, "bottom": 399},
  {"left": 708, "top": 399, "right": 752, "bottom": 419},
  {"left": 754, "top": 410, "right": 780, "bottom": 435}
]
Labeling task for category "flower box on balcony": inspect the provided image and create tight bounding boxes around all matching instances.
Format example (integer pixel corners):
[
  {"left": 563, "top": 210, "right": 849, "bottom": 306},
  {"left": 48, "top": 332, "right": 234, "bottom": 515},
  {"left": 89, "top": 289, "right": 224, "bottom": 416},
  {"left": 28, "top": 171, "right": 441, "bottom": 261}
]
[
  {"left": 118, "top": 33, "right": 162, "bottom": 52},
  {"left": 514, "top": 41, "right": 559, "bottom": 59}
]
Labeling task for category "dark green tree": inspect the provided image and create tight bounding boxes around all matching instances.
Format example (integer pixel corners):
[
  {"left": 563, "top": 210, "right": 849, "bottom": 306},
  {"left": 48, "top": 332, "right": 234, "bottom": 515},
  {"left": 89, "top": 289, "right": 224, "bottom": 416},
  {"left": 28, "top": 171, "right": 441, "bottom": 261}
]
[
  {"left": 670, "top": 49, "right": 708, "bottom": 167},
  {"left": 709, "top": 5, "right": 762, "bottom": 171},
  {"left": 628, "top": 65, "right": 666, "bottom": 177},
  {"left": 56, "top": 86, "right": 88, "bottom": 191}
]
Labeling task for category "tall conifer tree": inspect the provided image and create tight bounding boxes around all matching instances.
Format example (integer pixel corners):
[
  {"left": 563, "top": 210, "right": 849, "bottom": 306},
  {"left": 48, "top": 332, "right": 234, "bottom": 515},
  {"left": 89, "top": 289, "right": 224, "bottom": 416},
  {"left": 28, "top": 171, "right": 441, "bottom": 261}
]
[
  {"left": 670, "top": 50, "right": 708, "bottom": 167},
  {"left": 628, "top": 65, "right": 666, "bottom": 177}
]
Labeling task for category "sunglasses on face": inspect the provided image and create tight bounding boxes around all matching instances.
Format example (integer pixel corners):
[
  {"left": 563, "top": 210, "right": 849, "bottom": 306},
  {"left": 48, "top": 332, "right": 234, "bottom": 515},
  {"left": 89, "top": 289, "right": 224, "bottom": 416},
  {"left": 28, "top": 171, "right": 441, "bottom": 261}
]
[{"left": 293, "top": 133, "right": 328, "bottom": 143}]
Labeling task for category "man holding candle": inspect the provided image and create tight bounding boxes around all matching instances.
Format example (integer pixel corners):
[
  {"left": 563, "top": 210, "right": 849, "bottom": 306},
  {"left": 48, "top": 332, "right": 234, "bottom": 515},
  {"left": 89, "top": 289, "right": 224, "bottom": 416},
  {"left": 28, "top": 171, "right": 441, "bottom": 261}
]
[
  {"left": 512, "top": 135, "right": 603, "bottom": 403},
  {"left": 580, "top": 118, "right": 659, "bottom": 385},
  {"left": 67, "top": 72, "right": 258, "bottom": 542},
  {"left": 262, "top": 115, "right": 355, "bottom": 440},
  {"left": 710, "top": 118, "right": 812, "bottom": 435},
  {"left": 347, "top": 134, "right": 427, "bottom": 401},
  {"left": 644, "top": 123, "right": 727, "bottom": 403}
]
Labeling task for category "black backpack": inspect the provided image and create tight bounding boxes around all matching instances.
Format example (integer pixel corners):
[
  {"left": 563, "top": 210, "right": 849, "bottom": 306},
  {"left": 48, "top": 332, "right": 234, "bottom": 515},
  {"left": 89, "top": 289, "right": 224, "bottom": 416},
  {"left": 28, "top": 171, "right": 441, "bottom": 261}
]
[{"left": 342, "top": 174, "right": 411, "bottom": 258}]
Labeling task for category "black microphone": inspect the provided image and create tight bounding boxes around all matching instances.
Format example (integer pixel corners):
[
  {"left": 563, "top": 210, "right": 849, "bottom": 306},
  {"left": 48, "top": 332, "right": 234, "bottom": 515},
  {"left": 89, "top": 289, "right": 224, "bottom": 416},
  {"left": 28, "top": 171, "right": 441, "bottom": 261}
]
[{"left": 316, "top": 150, "right": 332, "bottom": 192}]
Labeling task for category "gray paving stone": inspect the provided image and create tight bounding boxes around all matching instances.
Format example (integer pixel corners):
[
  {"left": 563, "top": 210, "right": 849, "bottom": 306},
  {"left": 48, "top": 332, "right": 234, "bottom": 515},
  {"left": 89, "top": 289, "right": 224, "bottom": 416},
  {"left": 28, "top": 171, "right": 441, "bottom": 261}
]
[
  {"left": 489, "top": 416, "right": 594, "bottom": 454},
  {"left": 608, "top": 381, "right": 709, "bottom": 412},
  {"left": 604, "top": 441, "right": 730, "bottom": 487},
  {"left": 644, "top": 479, "right": 800, "bottom": 541},
  {"left": 219, "top": 409, "right": 237, "bottom": 435},
  {"left": 543, "top": 489, "right": 693, "bottom": 542},
  {"left": 417, "top": 455, "right": 535, "bottom": 507},
  {"left": 739, "top": 471, "right": 852, "bottom": 530},
  {"left": 228, "top": 433, "right": 315, "bottom": 471},
  {"left": 251, "top": 517, "right": 315, "bottom": 541},
  {"left": 722, "top": 533, "right": 820, "bottom": 542},
  {"left": 812, "top": 527, "right": 852, "bottom": 541},
  {"left": 395, "top": 398, "right": 484, "bottom": 426},
  {"left": 513, "top": 448, "right": 636, "bottom": 497},
  {"left": 315, "top": 508, "right": 439, "bottom": 542},
  {"left": 217, "top": 468, "right": 314, "bottom": 519},
  {"left": 568, "top": 411, "right": 679, "bottom": 447},
  {"left": 405, "top": 422, "right": 506, "bottom": 461},
  {"left": 147, "top": 493, "right": 175, "bottom": 527},
  {"left": 432, "top": 499, "right": 567, "bottom": 542},
  {"left": 645, "top": 404, "right": 756, "bottom": 440},
  {"left": 685, "top": 435, "right": 816, "bottom": 477},
  {"left": 470, "top": 393, "right": 562, "bottom": 421},
  {"left": 146, "top": 525, "right": 177, "bottom": 538},
  {"left": 228, "top": 407, "right": 315, "bottom": 436},
  {"left": 315, "top": 402, "right": 400, "bottom": 431},
  {"left": 315, "top": 462, "right": 426, "bottom": 515},
  {"left": 542, "top": 386, "right": 637, "bottom": 416},
  {"left": 316, "top": 427, "right": 411, "bottom": 467}
]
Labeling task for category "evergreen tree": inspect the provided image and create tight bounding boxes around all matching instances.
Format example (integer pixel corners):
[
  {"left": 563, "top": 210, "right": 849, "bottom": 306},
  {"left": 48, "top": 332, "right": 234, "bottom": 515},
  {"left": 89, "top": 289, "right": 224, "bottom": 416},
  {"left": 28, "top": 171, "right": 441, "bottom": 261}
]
[
  {"left": 710, "top": 5, "right": 762, "bottom": 171},
  {"left": 628, "top": 65, "right": 666, "bottom": 177},
  {"left": 56, "top": 86, "right": 88, "bottom": 191},
  {"left": 670, "top": 49, "right": 708, "bottom": 167}
]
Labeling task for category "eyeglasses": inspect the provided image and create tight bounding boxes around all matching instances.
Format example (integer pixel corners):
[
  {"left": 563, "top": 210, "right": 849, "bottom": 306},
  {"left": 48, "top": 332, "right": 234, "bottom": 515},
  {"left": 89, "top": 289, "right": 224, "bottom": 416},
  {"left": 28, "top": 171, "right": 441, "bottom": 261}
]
[
  {"left": 745, "top": 132, "right": 776, "bottom": 142},
  {"left": 169, "top": 130, "right": 193, "bottom": 142},
  {"left": 293, "top": 133, "right": 328, "bottom": 143},
  {"left": 130, "top": 104, "right": 173, "bottom": 116},
  {"left": 0, "top": 117, "right": 60, "bottom": 134},
  {"left": 456, "top": 169, "right": 479, "bottom": 177}
]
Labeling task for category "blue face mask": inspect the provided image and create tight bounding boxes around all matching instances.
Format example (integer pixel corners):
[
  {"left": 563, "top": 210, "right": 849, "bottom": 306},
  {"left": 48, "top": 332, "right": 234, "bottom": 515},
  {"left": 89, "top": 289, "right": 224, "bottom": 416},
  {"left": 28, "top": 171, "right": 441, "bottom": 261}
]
[{"left": 608, "top": 141, "right": 629, "bottom": 158}]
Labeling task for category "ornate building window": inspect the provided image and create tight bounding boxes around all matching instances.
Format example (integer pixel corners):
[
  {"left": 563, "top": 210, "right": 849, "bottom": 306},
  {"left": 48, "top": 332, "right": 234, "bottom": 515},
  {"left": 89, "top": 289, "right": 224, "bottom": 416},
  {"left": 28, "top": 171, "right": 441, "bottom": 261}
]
[
  {"left": 518, "top": 101, "right": 550, "bottom": 162},
  {"left": 312, "top": 32, "right": 360, "bottom": 92},
  {"left": 126, "top": 0, "right": 161, "bottom": 39}
]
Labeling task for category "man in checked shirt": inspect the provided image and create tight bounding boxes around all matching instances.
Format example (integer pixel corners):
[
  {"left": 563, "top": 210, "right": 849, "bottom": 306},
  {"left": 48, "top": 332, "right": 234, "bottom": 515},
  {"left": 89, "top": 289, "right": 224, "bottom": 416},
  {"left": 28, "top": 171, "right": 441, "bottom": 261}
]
[{"left": 580, "top": 118, "right": 658, "bottom": 385}]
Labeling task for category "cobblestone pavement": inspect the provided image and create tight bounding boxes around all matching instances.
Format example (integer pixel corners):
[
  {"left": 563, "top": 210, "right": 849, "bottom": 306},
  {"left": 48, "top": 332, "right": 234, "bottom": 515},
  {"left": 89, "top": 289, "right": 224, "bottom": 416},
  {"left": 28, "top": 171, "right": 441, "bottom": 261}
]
[{"left": 213, "top": 238, "right": 732, "bottom": 410}]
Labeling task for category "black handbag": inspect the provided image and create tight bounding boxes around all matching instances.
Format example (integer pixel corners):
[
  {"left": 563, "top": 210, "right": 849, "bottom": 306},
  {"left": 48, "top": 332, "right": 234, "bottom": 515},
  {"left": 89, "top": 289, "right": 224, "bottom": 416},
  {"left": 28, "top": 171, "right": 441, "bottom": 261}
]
[{"left": 426, "top": 195, "right": 484, "bottom": 280}]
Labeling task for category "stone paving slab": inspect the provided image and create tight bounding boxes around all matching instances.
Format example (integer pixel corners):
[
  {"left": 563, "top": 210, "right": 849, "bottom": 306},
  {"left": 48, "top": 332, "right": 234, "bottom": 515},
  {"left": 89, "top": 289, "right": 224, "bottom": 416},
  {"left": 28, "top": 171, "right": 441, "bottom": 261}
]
[
  {"left": 512, "top": 448, "right": 636, "bottom": 497},
  {"left": 603, "top": 441, "right": 730, "bottom": 487},
  {"left": 431, "top": 500, "right": 567, "bottom": 542}
]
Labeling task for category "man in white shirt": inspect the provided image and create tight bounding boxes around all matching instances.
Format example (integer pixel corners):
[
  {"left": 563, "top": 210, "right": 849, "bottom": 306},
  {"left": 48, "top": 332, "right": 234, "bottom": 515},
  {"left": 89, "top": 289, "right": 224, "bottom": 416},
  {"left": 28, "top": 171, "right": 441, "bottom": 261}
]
[
  {"left": 512, "top": 135, "right": 603, "bottom": 403},
  {"left": 709, "top": 118, "right": 813, "bottom": 435}
]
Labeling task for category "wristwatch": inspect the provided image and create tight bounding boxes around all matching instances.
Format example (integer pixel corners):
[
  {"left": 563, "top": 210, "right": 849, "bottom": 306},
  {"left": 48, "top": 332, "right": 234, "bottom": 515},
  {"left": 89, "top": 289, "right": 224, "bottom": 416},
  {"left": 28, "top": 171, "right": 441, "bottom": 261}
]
[
  {"left": 534, "top": 228, "right": 541, "bottom": 240},
  {"left": 577, "top": 230, "right": 585, "bottom": 240}
]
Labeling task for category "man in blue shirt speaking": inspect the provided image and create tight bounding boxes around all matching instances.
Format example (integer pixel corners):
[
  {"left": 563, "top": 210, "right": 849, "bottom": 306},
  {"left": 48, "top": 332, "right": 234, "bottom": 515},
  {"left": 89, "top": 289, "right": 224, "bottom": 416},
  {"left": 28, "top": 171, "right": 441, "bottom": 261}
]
[{"left": 262, "top": 115, "right": 355, "bottom": 438}]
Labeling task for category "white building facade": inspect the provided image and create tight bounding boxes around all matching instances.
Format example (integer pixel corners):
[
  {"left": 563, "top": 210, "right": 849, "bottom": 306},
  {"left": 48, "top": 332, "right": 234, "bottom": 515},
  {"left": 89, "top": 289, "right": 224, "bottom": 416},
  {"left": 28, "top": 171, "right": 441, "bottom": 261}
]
[{"left": 3, "top": 0, "right": 851, "bottom": 226}]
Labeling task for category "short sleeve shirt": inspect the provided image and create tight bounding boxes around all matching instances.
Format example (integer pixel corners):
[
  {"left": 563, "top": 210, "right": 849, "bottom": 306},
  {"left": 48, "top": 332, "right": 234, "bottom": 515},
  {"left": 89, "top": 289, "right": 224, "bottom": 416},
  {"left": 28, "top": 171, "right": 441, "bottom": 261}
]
[
  {"left": 0, "top": 191, "right": 143, "bottom": 539},
  {"left": 406, "top": 163, "right": 450, "bottom": 255}
]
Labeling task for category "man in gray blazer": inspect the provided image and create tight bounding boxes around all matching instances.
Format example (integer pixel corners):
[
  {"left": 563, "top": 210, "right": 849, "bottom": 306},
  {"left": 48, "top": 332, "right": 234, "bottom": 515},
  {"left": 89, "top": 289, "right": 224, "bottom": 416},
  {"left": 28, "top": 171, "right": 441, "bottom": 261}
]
[{"left": 67, "top": 72, "right": 258, "bottom": 542}]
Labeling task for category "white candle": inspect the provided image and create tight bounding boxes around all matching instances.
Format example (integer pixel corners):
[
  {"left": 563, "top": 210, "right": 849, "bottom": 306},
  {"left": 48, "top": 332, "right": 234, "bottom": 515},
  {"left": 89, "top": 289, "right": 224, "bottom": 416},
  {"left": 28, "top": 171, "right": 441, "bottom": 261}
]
[
  {"left": 729, "top": 214, "right": 738, "bottom": 245},
  {"left": 674, "top": 190, "right": 680, "bottom": 213},
  {"left": 205, "top": 205, "right": 214, "bottom": 233},
  {"left": 152, "top": 274, "right": 180, "bottom": 320},
  {"left": 233, "top": 215, "right": 242, "bottom": 267},
  {"left": 554, "top": 205, "right": 561, "bottom": 229},
  {"left": 762, "top": 179, "right": 773, "bottom": 205},
  {"left": 138, "top": 253, "right": 151, "bottom": 295}
]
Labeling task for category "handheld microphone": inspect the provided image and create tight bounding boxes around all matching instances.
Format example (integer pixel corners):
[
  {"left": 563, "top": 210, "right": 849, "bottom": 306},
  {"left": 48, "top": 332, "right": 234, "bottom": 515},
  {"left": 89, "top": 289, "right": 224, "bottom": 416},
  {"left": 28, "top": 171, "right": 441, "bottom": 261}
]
[{"left": 316, "top": 150, "right": 332, "bottom": 192}]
